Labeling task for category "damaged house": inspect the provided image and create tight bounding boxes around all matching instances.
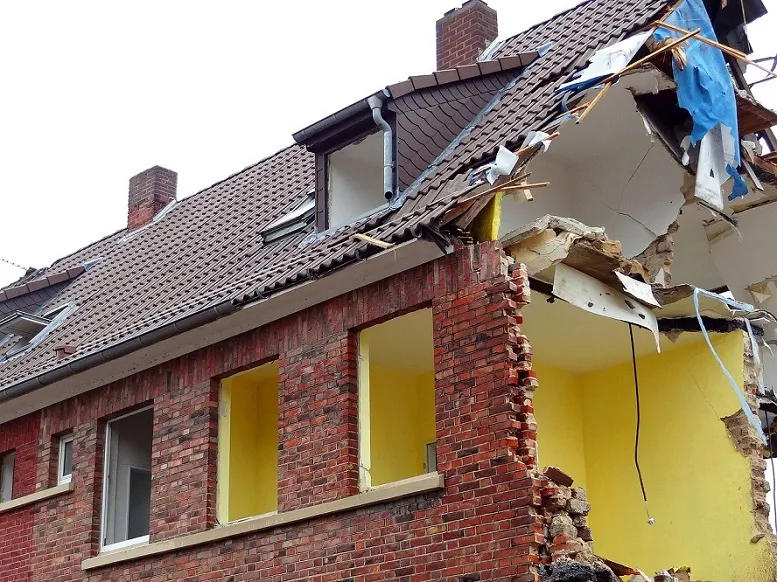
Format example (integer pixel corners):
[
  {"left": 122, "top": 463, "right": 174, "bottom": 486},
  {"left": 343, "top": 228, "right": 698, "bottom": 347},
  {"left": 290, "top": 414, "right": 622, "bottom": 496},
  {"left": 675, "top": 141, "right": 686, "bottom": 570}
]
[{"left": 1, "top": 0, "right": 777, "bottom": 579}]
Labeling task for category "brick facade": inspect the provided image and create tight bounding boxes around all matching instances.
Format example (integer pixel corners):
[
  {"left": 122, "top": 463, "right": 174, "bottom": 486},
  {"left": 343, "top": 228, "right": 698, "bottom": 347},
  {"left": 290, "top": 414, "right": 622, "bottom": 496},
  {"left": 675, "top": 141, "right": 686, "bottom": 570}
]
[{"left": 0, "top": 242, "right": 547, "bottom": 581}]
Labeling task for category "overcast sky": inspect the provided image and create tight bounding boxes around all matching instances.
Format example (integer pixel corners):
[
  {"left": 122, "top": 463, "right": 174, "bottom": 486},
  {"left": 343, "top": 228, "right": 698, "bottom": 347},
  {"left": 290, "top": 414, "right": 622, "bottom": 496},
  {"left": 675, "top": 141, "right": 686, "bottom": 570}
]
[{"left": 0, "top": 1, "right": 775, "bottom": 287}]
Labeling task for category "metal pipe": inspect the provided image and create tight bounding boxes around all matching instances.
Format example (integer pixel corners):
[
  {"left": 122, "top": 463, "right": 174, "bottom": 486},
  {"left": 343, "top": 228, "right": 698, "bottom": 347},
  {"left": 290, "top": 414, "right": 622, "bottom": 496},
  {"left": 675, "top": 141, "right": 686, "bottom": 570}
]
[{"left": 367, "top": 94, "right": 394, "bottom": 199}]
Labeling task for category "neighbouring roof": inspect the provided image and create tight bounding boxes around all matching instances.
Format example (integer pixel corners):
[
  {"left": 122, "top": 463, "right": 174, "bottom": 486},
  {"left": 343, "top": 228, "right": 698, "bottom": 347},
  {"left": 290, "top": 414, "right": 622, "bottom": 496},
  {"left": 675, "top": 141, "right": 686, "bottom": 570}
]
[{"left": 0, "top": 0, "right": 673, "bottom": 392}]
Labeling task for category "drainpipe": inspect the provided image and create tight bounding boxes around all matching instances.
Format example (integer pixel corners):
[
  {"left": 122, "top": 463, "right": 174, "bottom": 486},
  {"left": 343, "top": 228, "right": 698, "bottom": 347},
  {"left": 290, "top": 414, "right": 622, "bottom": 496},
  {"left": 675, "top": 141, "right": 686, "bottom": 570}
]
[{"left": 367, "top": 94, "right": 394, "bottom": 200}]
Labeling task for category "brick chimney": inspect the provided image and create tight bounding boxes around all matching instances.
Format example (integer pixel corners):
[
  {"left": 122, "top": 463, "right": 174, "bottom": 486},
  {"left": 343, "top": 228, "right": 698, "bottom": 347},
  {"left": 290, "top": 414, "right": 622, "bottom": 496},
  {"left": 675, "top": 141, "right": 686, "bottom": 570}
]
[
  {"left": 436, "top": 0, "right": 498, "bottom": 70},
  {"left": 127, "top": 166, "right": 177, "bottom": 231}
]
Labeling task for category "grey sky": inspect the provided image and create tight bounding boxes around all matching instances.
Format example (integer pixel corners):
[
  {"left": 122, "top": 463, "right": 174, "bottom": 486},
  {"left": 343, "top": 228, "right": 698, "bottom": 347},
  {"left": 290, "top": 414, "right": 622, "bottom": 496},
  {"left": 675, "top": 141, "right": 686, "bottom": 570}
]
[{"left": 0, "top": 1, "right": 774, "bottom": 286}]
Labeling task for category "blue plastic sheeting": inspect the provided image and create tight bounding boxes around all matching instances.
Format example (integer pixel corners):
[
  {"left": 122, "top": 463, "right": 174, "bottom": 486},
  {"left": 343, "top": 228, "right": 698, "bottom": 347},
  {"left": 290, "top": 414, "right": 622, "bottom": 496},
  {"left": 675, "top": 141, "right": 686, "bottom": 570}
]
[{"left": 653, "top": 0, "right": 748, "bottom": 200}]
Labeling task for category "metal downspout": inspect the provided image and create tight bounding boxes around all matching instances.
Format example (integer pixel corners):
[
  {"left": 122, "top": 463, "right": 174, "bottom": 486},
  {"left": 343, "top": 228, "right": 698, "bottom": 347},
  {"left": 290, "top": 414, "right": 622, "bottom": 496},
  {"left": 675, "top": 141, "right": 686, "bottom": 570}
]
[{"left": 367, "top": 94, "right": 394, "bottom": 199}]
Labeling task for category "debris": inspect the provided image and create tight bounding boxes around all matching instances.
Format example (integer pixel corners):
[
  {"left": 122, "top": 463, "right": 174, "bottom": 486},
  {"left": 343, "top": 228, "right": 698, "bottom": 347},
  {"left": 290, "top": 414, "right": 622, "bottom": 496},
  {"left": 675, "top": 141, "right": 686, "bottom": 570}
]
[
  {"left": 352, "top": 233, "right": 394, "bottom": 249},
  {"left": 483, "top": 145, "right": 519, "bottom": 185},
  {"left": 516, "top": 131, "right": 559, "bottom": 157},
  {"left": 653, "top": 0, "right": 748, "bottom": 203},
  {"left": 654, "top": 20, "right": 777, "bottom": 83},
  {"left": 544, "top": 466, "right": 575, "bottom": 487},
  {"left": 557, "top": 31, "right": 652, "bottom": 93},
  {"left": 553, "top": 264, "right": 661, "bottom": 351},
  {"left": 600, "top": 28, "right": 701, "bottom": 86},
  {"left": 633, "top": 222, "right": 678, "bottom": 286},
  {"left": 615, "top": 271, "right": 661, "bottom": 308}
]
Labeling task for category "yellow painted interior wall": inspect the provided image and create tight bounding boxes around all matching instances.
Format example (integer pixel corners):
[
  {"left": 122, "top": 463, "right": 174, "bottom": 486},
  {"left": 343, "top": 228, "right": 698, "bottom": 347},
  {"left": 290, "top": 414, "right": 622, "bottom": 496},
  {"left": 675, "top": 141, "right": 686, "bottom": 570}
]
[
  {"left": 534, "top": 334, "right": 774, "bottom": 581},
  {"left": 218, "top": 363, "right": 279, "bottom": 522},
  {"left": 369, "top": 367, "right": 435, "bottom": 486},
  {"left": 532, "top": 362, "right": 587, "bottom": 489}
]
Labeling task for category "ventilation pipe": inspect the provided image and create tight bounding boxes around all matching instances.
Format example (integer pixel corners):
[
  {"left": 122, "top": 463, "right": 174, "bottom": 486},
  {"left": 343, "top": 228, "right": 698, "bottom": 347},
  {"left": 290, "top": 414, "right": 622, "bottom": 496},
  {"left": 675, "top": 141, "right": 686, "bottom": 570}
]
[{"left": 367, "top": 94, "right": 394, "bottom": 200}]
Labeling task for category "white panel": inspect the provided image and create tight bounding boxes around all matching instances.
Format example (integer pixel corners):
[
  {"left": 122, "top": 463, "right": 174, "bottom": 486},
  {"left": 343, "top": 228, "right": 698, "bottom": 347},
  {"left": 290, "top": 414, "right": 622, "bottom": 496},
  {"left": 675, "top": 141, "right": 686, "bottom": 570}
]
[{"left": 328, "top": 131, "right": 385, "bottom": 229}]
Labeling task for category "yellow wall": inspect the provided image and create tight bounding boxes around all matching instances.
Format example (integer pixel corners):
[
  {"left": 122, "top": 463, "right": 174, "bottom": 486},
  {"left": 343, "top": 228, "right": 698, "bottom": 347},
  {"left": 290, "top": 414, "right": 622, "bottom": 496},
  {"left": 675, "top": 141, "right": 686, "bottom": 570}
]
[
  {"left": 218, "top": 363, "right": 279, "bottom": 522},
  {"left": 370, "top": 366, "right": 435, "bottom": 486},
  {"left": 534, "top": 334, "right": 774, "bottom": 581},
  {"left": 532, "top": 362, "right": 587, "bottom": 489}
]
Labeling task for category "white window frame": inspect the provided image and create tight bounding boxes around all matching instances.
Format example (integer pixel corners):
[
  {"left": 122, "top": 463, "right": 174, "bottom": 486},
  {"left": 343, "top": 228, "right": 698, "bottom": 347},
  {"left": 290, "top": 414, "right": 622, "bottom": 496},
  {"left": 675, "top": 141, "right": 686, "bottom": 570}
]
[
  {"left": 57, "top": 435, "right": 74, "bottom": 485},
  {"left": 100, "top": 406, "right": 153, "bottom": 552}
]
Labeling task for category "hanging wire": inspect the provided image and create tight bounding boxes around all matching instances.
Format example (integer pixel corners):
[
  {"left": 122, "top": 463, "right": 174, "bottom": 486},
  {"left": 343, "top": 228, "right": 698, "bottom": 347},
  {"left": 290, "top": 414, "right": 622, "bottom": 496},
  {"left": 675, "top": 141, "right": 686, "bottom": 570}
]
[
  {"left": 629, "top": 323, "right": 655, "bottom": 525},
  {"left": 0, "top": 257, "right": 29, "bottom": 272}
]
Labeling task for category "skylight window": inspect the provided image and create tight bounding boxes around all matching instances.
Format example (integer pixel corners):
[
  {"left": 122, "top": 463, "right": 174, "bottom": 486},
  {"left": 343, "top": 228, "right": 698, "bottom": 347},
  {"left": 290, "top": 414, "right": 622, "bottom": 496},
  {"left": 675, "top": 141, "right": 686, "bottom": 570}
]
[
  {"left": 261, "top": 191, "right": 315, "bottom": 243},
  {"left": 0, "top": 311, "right": 50, "bottom": 341}
]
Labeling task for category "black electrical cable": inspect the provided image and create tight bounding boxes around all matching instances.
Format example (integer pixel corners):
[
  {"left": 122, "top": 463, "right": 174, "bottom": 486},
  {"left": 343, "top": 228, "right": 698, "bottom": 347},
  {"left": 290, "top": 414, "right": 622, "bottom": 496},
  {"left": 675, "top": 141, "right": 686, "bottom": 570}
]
[{"left": 629, "top": 323, "right": 653, "bottom": 524}]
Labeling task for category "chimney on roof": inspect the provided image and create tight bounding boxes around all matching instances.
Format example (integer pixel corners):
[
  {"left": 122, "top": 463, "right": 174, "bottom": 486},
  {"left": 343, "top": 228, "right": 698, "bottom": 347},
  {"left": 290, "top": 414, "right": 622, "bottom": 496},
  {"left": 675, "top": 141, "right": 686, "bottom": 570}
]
[
  {"left": 436, "top": 0, "right": 498, "bottom": 71},
  {"left": 127, "top": 166, "right": 177, "bottom": 231}
]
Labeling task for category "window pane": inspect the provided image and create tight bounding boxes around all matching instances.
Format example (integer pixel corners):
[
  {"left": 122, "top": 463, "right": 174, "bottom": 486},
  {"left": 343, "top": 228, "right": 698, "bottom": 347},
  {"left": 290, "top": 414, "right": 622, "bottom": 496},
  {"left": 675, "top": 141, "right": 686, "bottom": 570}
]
[
  {"left": 127, "top": 468, "right": 151, "bottom": 539},
  {"left": 62, "top": 439, "right": 73, "bottom": 477},
  {"left": 1, "top": 452, "right": 15, "bottom": 502}
]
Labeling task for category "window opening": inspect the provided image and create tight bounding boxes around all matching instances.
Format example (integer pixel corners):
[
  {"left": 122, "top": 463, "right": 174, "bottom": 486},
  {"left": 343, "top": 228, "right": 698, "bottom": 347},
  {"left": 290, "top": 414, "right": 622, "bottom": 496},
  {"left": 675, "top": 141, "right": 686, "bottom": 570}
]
[
  {"left": 58, "top": 435, "right": 74, "bottom": 484},
  {"left": 101, "top": 407, "right": 153, "bottom": 549},
  {"left": 357, "top": 308, "right": 436, "bottom": 489},
  {"left": 0, "top": 451, "right": 14, "bottom": 502},
  {"left": 326, "top": 130, "right": 388, "bottom": 229},
  {"left": 217, "top": 361, "right": 279, "bottom": 523},
  {"left": 261, "top": 190, "right": 315, "bottom": 243}
]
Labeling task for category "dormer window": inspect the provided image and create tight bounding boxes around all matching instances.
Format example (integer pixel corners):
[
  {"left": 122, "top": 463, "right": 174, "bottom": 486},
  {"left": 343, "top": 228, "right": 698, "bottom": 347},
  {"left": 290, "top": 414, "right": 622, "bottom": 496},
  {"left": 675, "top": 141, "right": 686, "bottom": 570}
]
[
  {"left": 325, "top": 130, "right": 390, "bottom": 229},
  {"left": 292, "top": 53, "right": 540, "bottom": 233}
]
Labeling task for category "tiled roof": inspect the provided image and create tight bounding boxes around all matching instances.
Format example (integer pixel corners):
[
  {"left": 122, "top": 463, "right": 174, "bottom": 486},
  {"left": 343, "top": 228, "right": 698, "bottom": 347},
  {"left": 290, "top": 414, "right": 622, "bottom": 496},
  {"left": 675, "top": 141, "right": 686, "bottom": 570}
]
[{"left": 0, "top": 0, "right": 672, "bottom": 392}]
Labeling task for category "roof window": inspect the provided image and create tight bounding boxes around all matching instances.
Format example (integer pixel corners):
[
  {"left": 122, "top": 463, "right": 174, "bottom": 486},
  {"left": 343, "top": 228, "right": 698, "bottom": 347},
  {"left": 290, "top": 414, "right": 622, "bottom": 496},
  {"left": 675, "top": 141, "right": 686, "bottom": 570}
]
[
  {"left": 0, "top": 303, "right": 76, "bottom": 360},
  {"left": 0, "top": 311, "right": 52, "bottom": 357},
  {"left": 261, "top": 191, "right": 315, "bottom": 243}
]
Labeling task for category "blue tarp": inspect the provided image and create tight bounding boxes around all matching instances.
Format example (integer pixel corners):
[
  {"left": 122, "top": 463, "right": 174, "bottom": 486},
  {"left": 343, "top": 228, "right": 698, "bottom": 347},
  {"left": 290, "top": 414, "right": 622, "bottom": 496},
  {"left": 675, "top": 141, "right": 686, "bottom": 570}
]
[{"left": 653, "top": 0, "right": 748, "bottom": 200}]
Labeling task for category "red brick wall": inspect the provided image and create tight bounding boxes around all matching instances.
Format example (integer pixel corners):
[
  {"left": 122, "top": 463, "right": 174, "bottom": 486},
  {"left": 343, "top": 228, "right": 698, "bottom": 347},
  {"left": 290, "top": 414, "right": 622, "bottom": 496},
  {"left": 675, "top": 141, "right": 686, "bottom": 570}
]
[
  {"left": 3, "top": 242, "right": 544, "bottom": 581},
  {"left": 436, "top": 0, "right": 499, "bottom": 70},
  {"left": 0, "top": 413, "right": 39, "bottom": 581}
]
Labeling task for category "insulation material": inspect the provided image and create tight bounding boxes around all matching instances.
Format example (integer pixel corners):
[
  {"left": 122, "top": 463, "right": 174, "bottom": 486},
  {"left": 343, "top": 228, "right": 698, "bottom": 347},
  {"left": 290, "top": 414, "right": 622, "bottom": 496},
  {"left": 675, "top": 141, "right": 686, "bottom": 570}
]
[
  {"left": 653, "top": 0, "right": 747, "bottom": 205},
  {"left": 552, "top": 263, "right": 660, "bottom": 351},
  {"left": 557, "top": 31, "right": 652, "bottom": 93}
]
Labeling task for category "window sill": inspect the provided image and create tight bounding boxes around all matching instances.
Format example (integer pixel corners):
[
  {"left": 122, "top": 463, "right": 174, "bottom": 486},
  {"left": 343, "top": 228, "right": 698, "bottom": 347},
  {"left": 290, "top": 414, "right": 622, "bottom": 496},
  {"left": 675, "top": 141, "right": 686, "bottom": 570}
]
[
  {"left": 0, "top": 481, "right": 73, "bottom": 514},
  {"left": 82, "top": 471, "right": 444, "bottom": 571}
]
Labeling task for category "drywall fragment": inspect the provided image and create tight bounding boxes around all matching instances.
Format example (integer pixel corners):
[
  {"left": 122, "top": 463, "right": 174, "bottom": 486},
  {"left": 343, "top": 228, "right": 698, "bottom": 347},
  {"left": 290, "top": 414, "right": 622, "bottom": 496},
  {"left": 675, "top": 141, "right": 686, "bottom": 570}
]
[
  {"left": 522, "top": 130, "right": 554, "bottom": 153},
  {"left": 509, "top": 230, "right": 579, "bottom": 276},
  {"left": 553, "top": 264, "right": 660, "bottom": 351},
  {"left": 501, "top": 215, "right": 605, "bottom": 247},
  {"left": 615, "top": 271, "right": 661, "bottom": 308},
  {"left": 557, "top": 31, "right": 652, "bottom": 93}
]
